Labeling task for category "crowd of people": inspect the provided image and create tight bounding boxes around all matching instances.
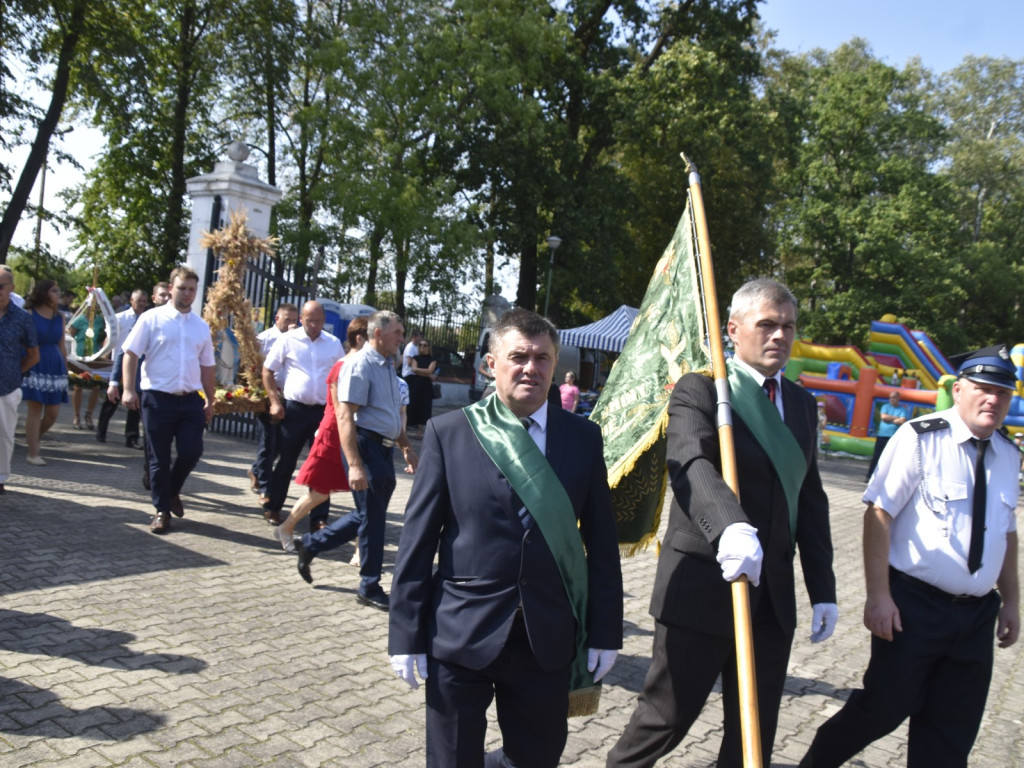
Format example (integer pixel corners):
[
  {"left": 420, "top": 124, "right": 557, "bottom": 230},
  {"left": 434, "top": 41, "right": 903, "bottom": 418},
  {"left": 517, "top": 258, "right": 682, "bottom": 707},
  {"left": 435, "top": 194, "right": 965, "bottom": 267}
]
[{"left": 0, "top": 265, "right": 1018, "bottom": 768}]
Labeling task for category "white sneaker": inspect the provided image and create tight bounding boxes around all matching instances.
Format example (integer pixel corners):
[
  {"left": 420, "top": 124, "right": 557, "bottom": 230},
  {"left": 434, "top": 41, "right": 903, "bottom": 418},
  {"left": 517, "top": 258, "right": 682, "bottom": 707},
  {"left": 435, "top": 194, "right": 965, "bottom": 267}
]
[
  {"left": 25, "top": 455, "right": 46, "bottom": 466},
  {"left": 274, "top": 526, "right": 296, "bottom": 553}
]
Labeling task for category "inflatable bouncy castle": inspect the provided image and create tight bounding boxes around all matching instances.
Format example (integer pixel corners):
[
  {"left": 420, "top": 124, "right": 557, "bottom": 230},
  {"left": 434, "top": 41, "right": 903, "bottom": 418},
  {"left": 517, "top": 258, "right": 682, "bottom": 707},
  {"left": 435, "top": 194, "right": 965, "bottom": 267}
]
[{"left": 786, "top": 315, "right": 1024, "bottom": 457}]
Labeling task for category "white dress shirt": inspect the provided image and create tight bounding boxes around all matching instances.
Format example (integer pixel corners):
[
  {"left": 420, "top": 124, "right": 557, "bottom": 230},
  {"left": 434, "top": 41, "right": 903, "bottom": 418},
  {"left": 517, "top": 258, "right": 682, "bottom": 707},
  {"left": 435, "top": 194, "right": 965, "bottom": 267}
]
[
  {"left": 115, "top": 308, "right": 141, "bottom": 349},
  {"left": 732, "top": 357, "right": 785, "bottom": 420},
  {"left": 122, "top": 303, "right": 215, "bottom": 394},
  {"left": 401, "top": 340, "right": 418, "bottom": 377},
  {"left": 257, "top": 325, "right": 287, "bottom": 389},
  {"left": 865, "top": 407, "right": 1019, "bottom": 596},
  {"left": 263, "top": 327, "right": 343, "bottom": 405}
]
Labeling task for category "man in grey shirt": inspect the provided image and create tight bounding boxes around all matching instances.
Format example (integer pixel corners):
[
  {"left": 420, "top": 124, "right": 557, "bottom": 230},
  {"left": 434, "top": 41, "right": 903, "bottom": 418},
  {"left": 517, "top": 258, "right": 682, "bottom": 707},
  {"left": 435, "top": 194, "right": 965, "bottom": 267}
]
[{"left": 294, "top": 310, "right": 417, "bottom": 610}]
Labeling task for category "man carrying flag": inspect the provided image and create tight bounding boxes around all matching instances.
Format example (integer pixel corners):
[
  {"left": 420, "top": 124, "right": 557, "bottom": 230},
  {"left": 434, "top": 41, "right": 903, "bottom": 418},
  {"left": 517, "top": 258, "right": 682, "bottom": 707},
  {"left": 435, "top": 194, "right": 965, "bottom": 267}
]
[
  {"left": 608, "top": 278, "right": 838, "bottom": 768},
  {"left": 389, "top": 308, "right": 623, "bottom": 768}
]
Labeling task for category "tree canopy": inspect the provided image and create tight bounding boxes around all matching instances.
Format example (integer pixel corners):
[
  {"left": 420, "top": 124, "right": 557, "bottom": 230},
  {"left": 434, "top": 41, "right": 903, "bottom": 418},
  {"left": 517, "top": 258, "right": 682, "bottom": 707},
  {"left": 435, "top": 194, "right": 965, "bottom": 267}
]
[{"left": 2, "top": 2, "right": 1022, "bottom": 352}]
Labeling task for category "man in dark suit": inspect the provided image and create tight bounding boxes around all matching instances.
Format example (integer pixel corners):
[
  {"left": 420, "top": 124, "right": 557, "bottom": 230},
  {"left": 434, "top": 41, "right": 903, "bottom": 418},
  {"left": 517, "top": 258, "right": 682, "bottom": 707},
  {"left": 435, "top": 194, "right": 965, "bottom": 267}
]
[
  {"left": 608, "top": 278, "right": 838, "bottom": 768},
  {"left": 389, "top": 308, "right": 623, "bottom": 768}
]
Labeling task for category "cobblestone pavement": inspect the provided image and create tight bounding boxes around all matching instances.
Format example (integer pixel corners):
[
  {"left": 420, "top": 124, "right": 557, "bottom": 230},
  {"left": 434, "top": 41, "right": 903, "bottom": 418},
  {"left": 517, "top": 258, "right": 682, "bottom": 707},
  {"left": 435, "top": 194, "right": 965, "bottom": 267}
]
[{"left": 1, "top": 402, "right": 1021, "bottom": 767}]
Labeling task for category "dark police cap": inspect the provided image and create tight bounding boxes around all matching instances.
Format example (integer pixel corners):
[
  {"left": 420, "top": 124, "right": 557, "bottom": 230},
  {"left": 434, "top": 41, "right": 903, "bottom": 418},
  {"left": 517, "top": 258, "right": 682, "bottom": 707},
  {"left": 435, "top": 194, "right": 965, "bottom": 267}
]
[{"left": 953, "top": 344, "right": 1018, "bottom": 390}]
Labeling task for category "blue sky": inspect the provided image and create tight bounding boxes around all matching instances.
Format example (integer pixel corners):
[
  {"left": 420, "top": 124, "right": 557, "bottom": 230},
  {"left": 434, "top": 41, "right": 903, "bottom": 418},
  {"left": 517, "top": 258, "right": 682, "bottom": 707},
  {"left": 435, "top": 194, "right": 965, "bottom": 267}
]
[{"left": 757, "top": 0, "right": 1023, "bottom": 74}]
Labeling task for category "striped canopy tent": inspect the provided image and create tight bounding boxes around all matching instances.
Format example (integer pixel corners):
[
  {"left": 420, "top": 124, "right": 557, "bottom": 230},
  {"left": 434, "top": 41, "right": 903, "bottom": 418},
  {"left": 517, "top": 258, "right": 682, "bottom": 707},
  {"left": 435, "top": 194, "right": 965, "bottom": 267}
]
[{"left": 558, "top": 305, "right": 639, "bottom": 353}]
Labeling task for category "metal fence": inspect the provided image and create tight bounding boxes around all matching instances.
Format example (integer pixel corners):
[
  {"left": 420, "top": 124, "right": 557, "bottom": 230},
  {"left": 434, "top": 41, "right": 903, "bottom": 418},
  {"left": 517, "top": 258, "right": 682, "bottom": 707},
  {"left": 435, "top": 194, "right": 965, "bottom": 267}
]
[
  {"left": 394, "top": 305, "right": 480, "bottom": 381},
  {"left": 206, "top": 251, "right": 312, "bottom": 440},
  {"left": 205, "top": 258, "right": 484, "bottom": 442}
]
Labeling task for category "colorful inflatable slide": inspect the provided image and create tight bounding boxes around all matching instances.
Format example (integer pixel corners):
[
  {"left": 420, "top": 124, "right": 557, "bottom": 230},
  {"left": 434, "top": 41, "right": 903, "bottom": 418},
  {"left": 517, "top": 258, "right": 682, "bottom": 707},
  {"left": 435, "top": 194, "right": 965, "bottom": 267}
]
[{"left": 786, "top": 317, "right": 1024, "bottom": 456}]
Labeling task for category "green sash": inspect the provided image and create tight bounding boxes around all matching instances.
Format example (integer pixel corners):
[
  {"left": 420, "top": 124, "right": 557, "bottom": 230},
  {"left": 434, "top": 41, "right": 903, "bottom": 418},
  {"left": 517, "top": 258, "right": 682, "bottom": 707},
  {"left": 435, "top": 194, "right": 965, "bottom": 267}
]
[
  {"left": 463, "top": 394, "right": 598, "bottom": 716},
  {"left": 727, "top": 361, "right": 807, "bottom": 545}
]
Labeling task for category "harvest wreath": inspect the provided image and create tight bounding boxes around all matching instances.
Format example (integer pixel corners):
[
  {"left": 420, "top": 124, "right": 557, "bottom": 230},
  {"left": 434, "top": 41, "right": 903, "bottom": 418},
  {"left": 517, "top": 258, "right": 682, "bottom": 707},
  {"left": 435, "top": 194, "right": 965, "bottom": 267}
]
[{"left": 199, "top": 209, "right": 279, "bottom": 416}]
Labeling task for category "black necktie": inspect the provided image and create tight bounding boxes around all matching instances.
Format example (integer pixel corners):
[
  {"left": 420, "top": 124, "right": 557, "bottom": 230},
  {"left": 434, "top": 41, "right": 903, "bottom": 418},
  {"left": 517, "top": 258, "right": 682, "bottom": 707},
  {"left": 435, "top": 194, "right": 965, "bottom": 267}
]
[
  {"left": 968, "top": 438, "right": 988, "bottom": 574},
  {"left": 763, "top": 378, "right": 777, "bottom": 405}
]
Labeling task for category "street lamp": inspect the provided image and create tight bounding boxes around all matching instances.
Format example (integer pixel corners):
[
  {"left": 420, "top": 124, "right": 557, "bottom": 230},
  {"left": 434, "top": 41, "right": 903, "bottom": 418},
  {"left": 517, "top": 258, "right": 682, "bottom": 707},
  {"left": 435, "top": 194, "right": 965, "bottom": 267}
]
[{"left": 544, "top": 235, "right": 562, "bottom": 317}]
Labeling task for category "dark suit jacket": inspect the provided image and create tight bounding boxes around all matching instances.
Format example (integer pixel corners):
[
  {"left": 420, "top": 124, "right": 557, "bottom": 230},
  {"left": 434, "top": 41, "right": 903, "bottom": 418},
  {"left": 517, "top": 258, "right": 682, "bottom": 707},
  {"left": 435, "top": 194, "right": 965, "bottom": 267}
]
[
  {"left": 389, "top": 402, "right": 623, "bottom": 672},
  {"left": 649, "top": 372, "right": 836, "bottom": 638}
]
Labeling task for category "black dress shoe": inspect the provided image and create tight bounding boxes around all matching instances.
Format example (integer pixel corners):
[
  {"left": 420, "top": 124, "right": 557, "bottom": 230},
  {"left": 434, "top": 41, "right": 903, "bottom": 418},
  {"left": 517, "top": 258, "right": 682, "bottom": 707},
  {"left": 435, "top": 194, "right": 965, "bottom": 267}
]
[
  {"left": 264, "top": 508, "right": 282, "bottom": 526},
  {"left": 356, "top": 592, "right": 390, "bottom": 612},
  {"left": 170, "top": 495, "right": 185, "bottom": 518},
  {"left": 296, "top": 539, "right": 314, "bottom": 584},
  {"left": 96, "top": 433, "right": 107, "bottom": 443},
  {"left": 126, "top": 439, "right": 142, "bottom": 449}
]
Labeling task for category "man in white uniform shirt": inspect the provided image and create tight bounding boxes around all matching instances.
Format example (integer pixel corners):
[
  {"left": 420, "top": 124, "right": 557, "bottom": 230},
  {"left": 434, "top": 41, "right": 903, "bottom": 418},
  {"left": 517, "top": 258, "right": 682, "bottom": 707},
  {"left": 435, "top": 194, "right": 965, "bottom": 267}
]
[
  {"left": 401, "top": 328, "right": 422, "bottom": 379},
  {"left": 97, "top": 288, "right": 149, "bottom": 445},
  {"left": 248, "top": 302, "right": 298, "bottom": 501},
  {"left": 800, "top": 344, "right": 1020, "bottom": 768},
  {"left": 261, "top": 301, "right": 343, "bottom": 529},
  {"left": 122, "top": 267, "right": 216, "bottom": 534}
]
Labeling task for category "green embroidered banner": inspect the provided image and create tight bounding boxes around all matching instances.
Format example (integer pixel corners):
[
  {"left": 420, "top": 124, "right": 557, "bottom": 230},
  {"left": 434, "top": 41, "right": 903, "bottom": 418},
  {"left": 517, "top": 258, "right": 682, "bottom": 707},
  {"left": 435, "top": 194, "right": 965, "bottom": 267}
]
[{"left": 590, "top": 200, "right": 710, "bottom": 555}]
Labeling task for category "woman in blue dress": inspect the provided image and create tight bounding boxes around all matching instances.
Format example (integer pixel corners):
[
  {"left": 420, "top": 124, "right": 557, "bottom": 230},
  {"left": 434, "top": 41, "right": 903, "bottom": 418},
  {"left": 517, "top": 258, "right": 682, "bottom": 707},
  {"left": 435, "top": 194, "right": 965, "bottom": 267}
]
[{"left": 21, "top": 280, "right": 68, "bottom": 465}]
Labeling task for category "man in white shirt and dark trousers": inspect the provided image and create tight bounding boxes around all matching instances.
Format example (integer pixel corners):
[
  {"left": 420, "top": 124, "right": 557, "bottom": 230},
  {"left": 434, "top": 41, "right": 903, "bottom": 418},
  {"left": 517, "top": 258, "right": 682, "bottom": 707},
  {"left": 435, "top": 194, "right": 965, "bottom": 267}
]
[
  {"left": 249, "top": 302, "right": 298, "bottom": 501},
  {"left": 97, "top": 288, "right": 149, "bottom": 446},
  {"left": 261, "top": 301, "right": 342, "bottom": 530},
  {"left": 122, "top": 267, "right": 216, "bottom": 534},
  {"left": 799, "top": 344, "right": 1020, "bottom": 767}
]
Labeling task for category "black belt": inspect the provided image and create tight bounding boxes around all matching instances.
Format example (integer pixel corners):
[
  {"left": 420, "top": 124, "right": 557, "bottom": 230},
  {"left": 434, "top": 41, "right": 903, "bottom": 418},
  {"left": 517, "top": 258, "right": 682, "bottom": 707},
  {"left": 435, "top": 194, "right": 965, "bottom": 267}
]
[
  {"left": 890, "top": 567, "right": 989, "bottom": 604},
  {"left": 286, "top": 400, "right": 324, "bottom": 410},
  {"left": 154, "top": 390, "right": 198, "bottom": 397},
  {"left": 356, "top": 427, "right": 396, "bottom": 448}
]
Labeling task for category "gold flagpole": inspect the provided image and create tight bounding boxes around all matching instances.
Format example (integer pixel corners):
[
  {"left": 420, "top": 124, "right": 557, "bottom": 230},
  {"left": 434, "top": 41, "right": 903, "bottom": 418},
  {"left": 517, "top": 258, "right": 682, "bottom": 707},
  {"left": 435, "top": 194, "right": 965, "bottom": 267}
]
[{"left": 682, "top": 152, "right": 762, "bottom": 768}]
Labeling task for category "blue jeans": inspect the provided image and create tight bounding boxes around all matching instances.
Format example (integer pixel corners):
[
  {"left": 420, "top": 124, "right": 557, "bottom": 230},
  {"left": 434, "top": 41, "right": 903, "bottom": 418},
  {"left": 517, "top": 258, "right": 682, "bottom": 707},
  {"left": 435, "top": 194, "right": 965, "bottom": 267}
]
[
  {"left": 140, "top": 390, "right": 205, "bottom": 512},
  {"left": 266, "top": 400, "right": 329, "bottom": 528},
  {"left": 301, "top": 433, "right": 395, "bottom": 595}
]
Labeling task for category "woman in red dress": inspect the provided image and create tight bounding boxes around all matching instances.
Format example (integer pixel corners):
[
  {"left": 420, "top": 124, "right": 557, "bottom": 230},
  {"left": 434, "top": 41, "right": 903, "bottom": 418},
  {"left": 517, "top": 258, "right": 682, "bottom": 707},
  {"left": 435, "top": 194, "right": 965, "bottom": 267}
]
[{"left": 273, "top": 317, "right": 368, "bottom": 551}]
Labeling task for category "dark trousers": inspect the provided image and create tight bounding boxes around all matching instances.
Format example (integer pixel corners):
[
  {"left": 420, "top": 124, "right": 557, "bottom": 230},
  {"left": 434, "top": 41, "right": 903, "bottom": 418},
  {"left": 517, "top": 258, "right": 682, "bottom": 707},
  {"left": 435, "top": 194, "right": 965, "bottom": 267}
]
[
  {"left": 266, "top": 400, "right": 329, "bottom": 528},
  {"left": 250, "top": 410, "right": 279, "bottom": 496},
  {"left": 97, "top": 394, "right": 142, "bottom": 443},
  {"left": 301, "top": 434, "right": 394, "bottom": 595},
  {"left": 865, "top": 434, "right": 893, "bottom": 480},
  {"left": 800, "top": 576, "right": 1000, "bottom": 768},
  {"left": 140, "top": 390, "right": 205, "bottom": 512},
  {"left": 426, "top": 612, "right": 570, "bottom": 768},
  {"left": 608, "top": 600, "right": 793, "bottom": 768}
]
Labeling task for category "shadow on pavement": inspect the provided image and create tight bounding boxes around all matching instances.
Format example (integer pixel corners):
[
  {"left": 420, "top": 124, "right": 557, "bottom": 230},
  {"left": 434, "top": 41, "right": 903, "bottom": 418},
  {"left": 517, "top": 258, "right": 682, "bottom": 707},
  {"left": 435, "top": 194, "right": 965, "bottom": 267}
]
[
  {"left": 0, "top": 609, "right": 207, "bottom": 674},
  {"left": 0, "top": 675, "right": 167, "bottom": 739}
]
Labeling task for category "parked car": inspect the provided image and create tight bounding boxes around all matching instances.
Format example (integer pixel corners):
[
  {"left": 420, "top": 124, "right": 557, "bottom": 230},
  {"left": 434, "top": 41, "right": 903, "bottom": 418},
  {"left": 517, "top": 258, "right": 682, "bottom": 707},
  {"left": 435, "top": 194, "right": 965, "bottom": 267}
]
[{"left": 431, "top": 345, "right": 472, "bottom": 379}]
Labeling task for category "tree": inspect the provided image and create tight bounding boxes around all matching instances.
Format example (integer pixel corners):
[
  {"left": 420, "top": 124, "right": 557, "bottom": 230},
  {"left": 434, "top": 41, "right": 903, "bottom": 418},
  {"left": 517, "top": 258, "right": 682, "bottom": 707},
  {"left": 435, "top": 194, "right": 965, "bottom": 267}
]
[
  {"left": 0, "top": 0, "right": 90, "bottom": 261},
  {"left": 768, "top": 41, "right": 964, "bottom": 350},
  {"left": 934, "top": 56, "right": 1024, "bottom": 346},
  {"left": 67, "top": 0, "right": 229, "bottom": 292}
]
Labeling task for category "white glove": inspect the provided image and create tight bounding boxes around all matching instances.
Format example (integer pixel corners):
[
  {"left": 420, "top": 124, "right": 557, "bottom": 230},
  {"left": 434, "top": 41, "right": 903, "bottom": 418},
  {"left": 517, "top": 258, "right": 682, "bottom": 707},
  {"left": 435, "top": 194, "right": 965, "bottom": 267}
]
[
  {"left": 810, "top": 603, "right": 839, "bottom": 643},
  {"left": 716, "top": 522, "right": 763, "bottom": 587},
  {"left": 587, "top": 648, "right": 618, "bottom": 683},
  {"left": 390, "top": 653, "right": 428, "bottom": 689}
]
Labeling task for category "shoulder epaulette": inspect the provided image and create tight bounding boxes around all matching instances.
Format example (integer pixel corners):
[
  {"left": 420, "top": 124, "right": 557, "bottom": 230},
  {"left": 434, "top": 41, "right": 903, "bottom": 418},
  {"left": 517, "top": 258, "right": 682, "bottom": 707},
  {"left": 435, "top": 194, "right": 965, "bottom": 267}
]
[{"left": 911, "top": 417, "right": 950, "bottom": 434}]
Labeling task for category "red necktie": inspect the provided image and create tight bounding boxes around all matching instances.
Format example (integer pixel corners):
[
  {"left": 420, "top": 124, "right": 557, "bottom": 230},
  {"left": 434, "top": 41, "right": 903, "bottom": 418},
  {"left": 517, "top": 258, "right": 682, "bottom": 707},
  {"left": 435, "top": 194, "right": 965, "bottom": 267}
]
[{"left": 763, "top": 378, "right": 777, "bottom": 405}]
